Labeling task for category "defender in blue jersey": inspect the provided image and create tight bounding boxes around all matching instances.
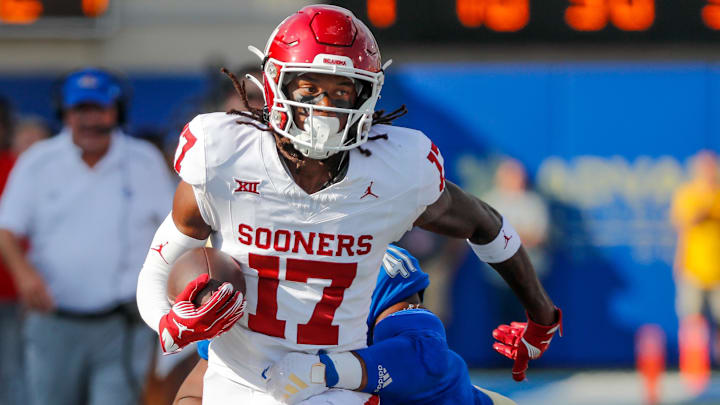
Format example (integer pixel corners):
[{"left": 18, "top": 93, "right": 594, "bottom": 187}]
[
  {"left": 265, "top": 245, "right": 514, "bottom": 405},
  {"left": 179, "top": 246, "right": 514, "bottom": 405}
]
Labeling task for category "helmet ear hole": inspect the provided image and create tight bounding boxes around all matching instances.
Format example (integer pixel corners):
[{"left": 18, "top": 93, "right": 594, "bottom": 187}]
[
  {"left": 270, "top": 110, "right": 288, "bottom": 129},
  {"left": 267, "top": 62, "right": 279, "bottom": 82}
]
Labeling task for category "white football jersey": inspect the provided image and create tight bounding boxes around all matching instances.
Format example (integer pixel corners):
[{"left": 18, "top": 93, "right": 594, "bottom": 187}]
[{"left": 173, "top": 112, "right": 445, "bottom": 389}]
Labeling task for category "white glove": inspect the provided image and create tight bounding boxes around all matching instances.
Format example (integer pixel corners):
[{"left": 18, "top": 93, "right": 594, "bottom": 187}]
[{"left": 266, "top": 352, "right": 329, "bottom": 405}]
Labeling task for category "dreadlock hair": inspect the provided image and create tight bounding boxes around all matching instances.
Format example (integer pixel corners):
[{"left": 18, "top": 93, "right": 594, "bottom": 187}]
[
  {"left": 355, "top": 105, "right": 408, "bottom": 156},
  {"left": 221, "top": 67, "right": 408, "bottom": 156},
  {"left": 222, "top": 68, "right": 270, "bottom": 132}
]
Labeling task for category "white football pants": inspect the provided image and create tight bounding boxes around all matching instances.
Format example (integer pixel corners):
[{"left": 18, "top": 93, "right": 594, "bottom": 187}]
[{"left": 202, "top": 366, "right": 375, "bottom": 405}]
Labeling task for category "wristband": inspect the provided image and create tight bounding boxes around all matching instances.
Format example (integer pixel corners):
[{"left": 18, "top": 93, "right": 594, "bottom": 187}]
[
  {"left": 318, "top": 353, "right": 338, "bottom": 386},
  {"left": 322, "top": 352, "right": 363, "bottom": 390},
  {"left": 467, "top": 216, "right": 521, "bottom": 263}
]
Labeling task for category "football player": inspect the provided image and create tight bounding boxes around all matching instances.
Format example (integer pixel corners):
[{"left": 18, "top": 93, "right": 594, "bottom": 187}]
[
  {"left": 174, "top": 245, "right": 518, "bottom": 405},
  {"left": 137, "top": 5, "right": 561, "bottom": 405}
]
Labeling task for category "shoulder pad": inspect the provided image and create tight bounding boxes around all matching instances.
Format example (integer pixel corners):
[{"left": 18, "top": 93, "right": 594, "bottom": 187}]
[
  {"left": 367, "top": 125, "right": 445, "bottom": 206},
  {"left": 174, "top": 112, "right": 262, "bottom": 186}
]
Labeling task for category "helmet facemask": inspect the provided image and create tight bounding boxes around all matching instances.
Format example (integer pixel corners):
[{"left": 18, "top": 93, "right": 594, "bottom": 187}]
[
  {"left": 250, "top": 5, "right": 386, "bottom": 159},
  {"left": 263, "top": 56, "right": 383, "bottom": 160}
]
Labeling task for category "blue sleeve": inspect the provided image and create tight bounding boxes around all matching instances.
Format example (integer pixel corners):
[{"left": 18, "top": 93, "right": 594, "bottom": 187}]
[
  {"left": 357, "top": 310, "right": 448, "bottom": 395},
  {"left": 355, "top": 309, "right": 480, "bottom": 405},
  {"left": 196, "top": 339, "right": 210, "bottom": 361}
]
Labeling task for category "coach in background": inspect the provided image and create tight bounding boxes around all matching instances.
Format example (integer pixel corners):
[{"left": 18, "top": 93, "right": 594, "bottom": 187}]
[{"left": 0, "top": 68, "right": 174, "bottom": 405}]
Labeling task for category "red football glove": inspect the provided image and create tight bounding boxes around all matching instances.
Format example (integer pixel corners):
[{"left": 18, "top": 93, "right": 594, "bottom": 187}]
[
  {"left": 158, "top": 273, "right": 245, "bottom": 354},
  {"left": 492, "top": 308, "right": 562, "bottom": 381}
]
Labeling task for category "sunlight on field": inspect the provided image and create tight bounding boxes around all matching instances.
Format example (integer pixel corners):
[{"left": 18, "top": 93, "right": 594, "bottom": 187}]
[{"left": 471, "top": 370, "right": 720, "bottom": 405}]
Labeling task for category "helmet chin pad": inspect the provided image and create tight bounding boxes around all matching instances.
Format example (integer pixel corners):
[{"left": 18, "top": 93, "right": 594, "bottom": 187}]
[{"left": 289, "top": 115, "right": 343, "bottom": 159}]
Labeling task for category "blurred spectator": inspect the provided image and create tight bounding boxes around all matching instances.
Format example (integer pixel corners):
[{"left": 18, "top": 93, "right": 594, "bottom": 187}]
[
  {"left": 671, "top": 150, "right": 720, "bottom": 363},
  {"left": 0, "top": 95, "right": 26, "bottom": 405},
  {"left": 135, "top": 127, "right": 175, "bottom": 172},
  {"left": 484, "top": 158, "right": 550, "bottom": 274},
  {"left": 483, "top": 157, "right": 550, "bottom": 319},
  {"left": 11, "top": 116, "right": 51, "bottom": 156},
  {"left": 0, "top": 68, "right": 174, "bottom": 405}
]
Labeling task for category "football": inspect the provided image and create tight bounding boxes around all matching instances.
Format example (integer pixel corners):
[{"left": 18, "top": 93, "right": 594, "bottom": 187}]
[{"left": 166, "top": 247, "right": 246, "bottom": 306}]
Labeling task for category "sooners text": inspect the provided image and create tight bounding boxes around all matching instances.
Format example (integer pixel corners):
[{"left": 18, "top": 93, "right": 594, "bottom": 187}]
[{"left": 238, "top": 224, "right": 372, "bottom": 257}]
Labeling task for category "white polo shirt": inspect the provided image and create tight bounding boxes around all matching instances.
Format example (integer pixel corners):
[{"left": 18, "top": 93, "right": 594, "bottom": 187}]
[{"left": 0, "top": 129, "right": 174, "bottom": 312}]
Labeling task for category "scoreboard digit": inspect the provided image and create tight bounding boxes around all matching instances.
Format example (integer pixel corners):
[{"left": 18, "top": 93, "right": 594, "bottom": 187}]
[
  {"left": 0, "top": 0, "right": 109, "bottom": 25},
  {"left": 334, "top": 0, "right": 720, "bottom": 42}
]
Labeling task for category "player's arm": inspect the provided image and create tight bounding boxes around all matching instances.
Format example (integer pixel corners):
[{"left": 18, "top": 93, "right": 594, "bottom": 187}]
[
  {"left": 265, "top": 295, "right": 420, "bottom": 405},
  {"left": 268, "top": 308, "right": 470, "bottom": 404},
  {"left": 136, "top": 181, "right": 242, "bottom": 353},
  {"left": 136, "top": 181, "right": 210, "bottom": 331},
  {"left": 173, "top": 358, "right": 207, "bottom": 405},
  {"left": 172, "top": 181, "right": 213, "bottom": 239},
  {"left": 415, "top": 181, "right": 561, "bottom": 381},
  {"left": 416, "top": 181, "right": 555, "bottom": 325},
  {"left": 352, "top": 309, "right": 451, "bottom": 396},
  {"left": 0, "top": 230, "right": 53, "bottom": 311},
  {"left": 349, "top": 309, "right": 517, "bottom": 405},
  {"left": 0, "top": 152, "right": 54, "bottom": 312}
]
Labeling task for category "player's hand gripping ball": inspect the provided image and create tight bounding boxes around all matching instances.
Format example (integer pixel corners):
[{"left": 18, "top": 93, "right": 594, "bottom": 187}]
[
  {"left": 492, "top": 308, "right": 562, "bottom": 381},
  {"left": 266, "top": 352, "right": 330, "bottom": 404},
  {"left": 160, "top": 247, "right": 247, "bottom": 354}
]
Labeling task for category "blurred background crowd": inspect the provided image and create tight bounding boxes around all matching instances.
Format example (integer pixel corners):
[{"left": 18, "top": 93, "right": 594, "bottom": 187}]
[{"left": 1, "top": 0, "right": 720, "bottom": 404}]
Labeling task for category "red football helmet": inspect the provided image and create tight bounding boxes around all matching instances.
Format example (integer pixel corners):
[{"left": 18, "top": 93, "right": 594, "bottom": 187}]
[{"left": 248, "top": 5, "right": 387, "bottom": 159}]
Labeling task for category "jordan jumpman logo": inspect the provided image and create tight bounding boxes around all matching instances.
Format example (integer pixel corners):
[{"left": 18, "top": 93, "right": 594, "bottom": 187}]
[
  {"left": 151, "top": 242, "right": 169, "bottom": 264},
  {"left": 173, "top": 318, "right": 194, "bottom": 339},
  {"left": 503, "top": 231, "right": 512, "bottom": 249},
  {"left": 361, "top": 181, "right": 379, "bottom": 199}
]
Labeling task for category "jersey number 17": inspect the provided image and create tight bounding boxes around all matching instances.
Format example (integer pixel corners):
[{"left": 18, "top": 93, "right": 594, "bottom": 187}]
[{"left": 246, "top": 253, "right": 357, "bottom": 346}]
